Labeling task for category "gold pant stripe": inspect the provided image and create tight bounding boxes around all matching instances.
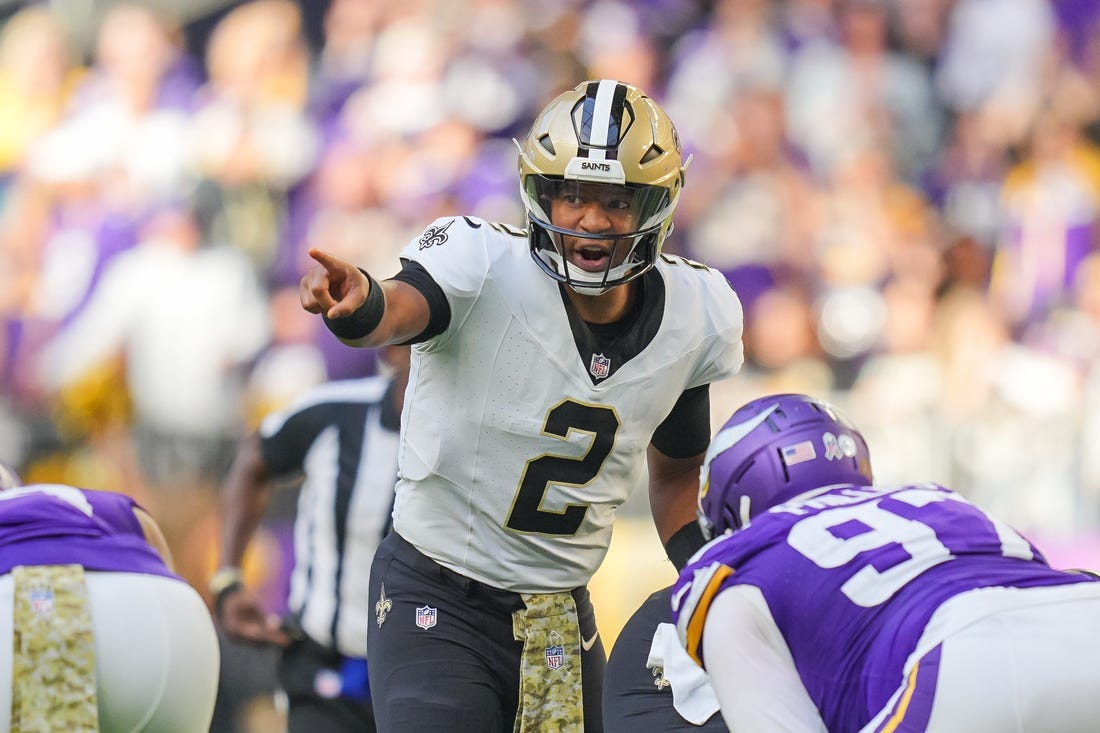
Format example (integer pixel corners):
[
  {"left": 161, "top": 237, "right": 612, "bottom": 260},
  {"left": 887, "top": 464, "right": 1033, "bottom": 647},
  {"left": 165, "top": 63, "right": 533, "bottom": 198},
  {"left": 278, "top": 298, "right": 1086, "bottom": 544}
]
[
  {"left": 11, "top": 564, "right": 99, "bottom": 733},
  {"left": 512, "top": 592, "right": 584, "bottom": 732}
]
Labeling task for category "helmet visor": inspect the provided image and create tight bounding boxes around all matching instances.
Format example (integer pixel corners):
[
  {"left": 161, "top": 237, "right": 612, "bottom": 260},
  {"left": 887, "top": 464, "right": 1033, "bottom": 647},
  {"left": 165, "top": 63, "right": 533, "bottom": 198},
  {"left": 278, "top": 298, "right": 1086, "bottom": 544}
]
[{"left": 521, "top": 175, "right": 674, "bottom": 237}]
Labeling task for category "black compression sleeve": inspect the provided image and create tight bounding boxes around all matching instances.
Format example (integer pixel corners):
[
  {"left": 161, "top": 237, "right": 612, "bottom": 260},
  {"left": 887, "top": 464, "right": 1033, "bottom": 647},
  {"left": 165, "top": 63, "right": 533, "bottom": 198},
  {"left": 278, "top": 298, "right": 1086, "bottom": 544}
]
[
  {"left": 391, "top": 259, "right": 451, "bottom": 343},
  {"left": 664, "top": 521, "right": 708, "bottom": 571},
  {"left": 650, "top": 384, "right": 711, "bottom": 458}
]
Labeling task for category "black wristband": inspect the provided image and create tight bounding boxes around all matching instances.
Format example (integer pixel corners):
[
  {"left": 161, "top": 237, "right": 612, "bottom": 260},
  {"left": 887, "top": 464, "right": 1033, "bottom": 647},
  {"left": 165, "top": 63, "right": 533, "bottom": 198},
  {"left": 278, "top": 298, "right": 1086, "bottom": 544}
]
[
  {"left": 664, "top": 520, "right": 708, "bottom": 572},
  {"left": 323, "top": 269, "right": 385, "bottom": 340}
]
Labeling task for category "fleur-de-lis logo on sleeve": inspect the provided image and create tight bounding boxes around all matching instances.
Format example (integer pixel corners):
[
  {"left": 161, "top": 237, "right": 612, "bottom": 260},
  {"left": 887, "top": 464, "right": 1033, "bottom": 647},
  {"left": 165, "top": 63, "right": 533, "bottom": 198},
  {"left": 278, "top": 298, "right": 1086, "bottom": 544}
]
[{"left": 417, "top": 219, "right": 455, "bottom": 249}]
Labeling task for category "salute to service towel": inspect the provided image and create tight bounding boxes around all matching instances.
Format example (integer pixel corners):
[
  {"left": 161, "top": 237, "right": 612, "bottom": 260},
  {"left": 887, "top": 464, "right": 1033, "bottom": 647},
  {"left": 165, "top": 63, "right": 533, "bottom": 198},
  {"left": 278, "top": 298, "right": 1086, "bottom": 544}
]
[
  {"left": 512, "top": 592, "right": 584, "bottom": 732},
  {"left": 11, "top": 564, "right": 99, "bottom": 733}
]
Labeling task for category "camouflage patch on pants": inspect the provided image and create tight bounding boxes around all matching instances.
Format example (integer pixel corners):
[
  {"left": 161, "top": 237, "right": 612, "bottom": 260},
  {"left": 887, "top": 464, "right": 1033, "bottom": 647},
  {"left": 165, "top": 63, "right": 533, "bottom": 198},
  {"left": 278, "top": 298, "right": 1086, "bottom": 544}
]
[
  {"left": 511, "top": 592, "right": 583, "bottom": 732},
  {"left": 10, "top": 564, "right": 98, "bottom": 733}
]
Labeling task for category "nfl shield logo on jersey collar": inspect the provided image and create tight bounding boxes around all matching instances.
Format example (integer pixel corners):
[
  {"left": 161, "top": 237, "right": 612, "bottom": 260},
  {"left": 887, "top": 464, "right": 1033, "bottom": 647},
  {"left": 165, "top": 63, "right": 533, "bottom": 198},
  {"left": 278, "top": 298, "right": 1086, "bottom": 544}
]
[{"left": 589, "top": 353, "right": 611, "bottom": 380}]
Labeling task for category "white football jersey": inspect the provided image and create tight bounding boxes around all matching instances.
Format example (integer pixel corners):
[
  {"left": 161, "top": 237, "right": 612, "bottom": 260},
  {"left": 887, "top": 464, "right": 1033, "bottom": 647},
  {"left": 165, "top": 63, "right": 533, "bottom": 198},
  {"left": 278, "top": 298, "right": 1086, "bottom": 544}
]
[{"left": 393, "top": 216, "right": 744, "bottom": 592}]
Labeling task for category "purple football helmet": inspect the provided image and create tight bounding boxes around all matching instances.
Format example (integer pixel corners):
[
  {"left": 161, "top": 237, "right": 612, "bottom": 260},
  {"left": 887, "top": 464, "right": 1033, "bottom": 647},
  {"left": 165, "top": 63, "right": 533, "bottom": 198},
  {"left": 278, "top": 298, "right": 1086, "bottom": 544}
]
[{"left": 698, "top": 393, "right": 873, "bottom": 539}]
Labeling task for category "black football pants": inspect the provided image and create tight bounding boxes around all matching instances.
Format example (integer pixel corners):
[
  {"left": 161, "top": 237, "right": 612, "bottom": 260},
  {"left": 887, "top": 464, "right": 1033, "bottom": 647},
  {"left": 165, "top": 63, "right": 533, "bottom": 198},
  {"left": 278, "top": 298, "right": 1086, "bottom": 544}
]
[{"left": 367, "top": 532, "right": 606, "bottom": 732}]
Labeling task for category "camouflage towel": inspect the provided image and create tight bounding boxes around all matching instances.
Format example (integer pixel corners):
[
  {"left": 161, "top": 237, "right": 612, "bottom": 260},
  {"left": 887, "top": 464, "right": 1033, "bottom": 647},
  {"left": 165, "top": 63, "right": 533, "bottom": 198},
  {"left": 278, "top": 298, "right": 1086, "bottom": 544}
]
[
  {"left": 11, "top": 564, "right": 98, "bottom": 733},
  {"left": 512, "top": 592, "right": 583, "bottom": 732}
]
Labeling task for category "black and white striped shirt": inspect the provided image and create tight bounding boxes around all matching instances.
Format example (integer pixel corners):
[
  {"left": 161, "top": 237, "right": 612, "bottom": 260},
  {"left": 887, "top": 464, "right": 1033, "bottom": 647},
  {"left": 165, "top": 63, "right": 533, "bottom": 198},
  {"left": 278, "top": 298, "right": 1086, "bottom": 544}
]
[{"left": 259, "top": 375, "right": 400, "bottom": 658}]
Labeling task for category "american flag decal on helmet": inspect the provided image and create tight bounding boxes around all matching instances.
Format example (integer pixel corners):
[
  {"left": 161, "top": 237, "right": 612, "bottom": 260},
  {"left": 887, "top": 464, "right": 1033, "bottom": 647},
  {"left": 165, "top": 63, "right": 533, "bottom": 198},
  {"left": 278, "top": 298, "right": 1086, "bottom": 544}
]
[{"left": 782, "top": 440, "right": 816, "bottom": 467}]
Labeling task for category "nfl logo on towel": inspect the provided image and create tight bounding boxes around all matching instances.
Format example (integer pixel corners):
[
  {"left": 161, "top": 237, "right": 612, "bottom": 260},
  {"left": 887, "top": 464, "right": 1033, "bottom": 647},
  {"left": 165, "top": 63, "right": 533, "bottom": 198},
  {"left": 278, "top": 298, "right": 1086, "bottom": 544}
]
[
  {"left": 590, "top": 353, "right": 610, "bottom": 380},
  {"left": 29, "top": 587, "right": 54, "bottom": 615},
  {"left": 415, "top": 605, "right": 437, "bottom": 630},
  {"left": 545, "top": 644, "right": 565, "bottom": 670}
]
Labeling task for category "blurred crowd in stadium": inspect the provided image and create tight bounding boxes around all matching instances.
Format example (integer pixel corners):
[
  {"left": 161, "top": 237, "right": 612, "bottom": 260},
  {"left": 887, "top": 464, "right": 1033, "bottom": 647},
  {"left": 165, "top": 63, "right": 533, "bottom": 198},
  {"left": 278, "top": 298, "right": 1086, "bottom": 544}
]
[{"left": 3, "top": 0, "right": 1100, "bottom": 692}]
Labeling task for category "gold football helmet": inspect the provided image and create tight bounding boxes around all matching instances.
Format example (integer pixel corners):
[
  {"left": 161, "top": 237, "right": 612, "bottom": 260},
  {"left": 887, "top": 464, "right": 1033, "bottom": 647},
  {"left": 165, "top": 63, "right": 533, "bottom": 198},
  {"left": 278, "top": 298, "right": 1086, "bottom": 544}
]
[{"left": 517, "top": 80, "right": 689, "bottom": 293}]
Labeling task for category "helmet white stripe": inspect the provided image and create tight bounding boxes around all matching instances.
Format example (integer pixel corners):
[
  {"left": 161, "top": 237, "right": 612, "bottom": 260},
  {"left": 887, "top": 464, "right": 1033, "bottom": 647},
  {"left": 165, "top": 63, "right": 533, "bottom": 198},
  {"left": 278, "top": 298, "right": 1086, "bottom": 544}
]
[
  {"left": 587, "top": 79, "right": 620, "bottom": 160},
  {"left": 705, "top": 403, "right": 779, "bottom": 468},
  {"left": 699, "top": 403, "right": 779, "bottom": 500}
]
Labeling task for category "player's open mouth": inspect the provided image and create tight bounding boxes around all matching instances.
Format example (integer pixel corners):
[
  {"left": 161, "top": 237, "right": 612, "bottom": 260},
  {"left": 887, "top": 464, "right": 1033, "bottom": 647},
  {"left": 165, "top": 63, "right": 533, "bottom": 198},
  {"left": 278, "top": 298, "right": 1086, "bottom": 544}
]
[{"left": 572, "top": 245, "right": 611, "bottom": 272}]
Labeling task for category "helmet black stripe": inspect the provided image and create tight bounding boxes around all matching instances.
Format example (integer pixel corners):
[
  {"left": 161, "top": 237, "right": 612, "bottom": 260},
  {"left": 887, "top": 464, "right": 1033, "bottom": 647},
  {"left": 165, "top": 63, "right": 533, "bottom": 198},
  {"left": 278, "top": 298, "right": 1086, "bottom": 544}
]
[
  {"left": 579, "top": 80, "right": 627, "bottom": 159},
  {"left": 578, "top": 81, "right": 601, "bottom": 156},
  {"left": 606, "top": 82, "right": 627, "bottom": 160}
]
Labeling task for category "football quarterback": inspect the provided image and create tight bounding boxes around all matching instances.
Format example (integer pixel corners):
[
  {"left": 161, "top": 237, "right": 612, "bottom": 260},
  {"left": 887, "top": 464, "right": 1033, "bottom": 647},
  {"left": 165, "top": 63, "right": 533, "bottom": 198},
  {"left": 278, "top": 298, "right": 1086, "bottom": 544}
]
[{"left": 300, "top": 79, "right": 744, "bottom": 732}]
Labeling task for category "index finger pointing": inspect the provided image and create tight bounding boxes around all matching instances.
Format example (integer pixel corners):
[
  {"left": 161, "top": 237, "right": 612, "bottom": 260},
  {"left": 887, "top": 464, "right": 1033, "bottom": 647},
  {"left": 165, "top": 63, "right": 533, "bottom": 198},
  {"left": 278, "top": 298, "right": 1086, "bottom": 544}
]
[{"left": 308, "top": 248, "right": 342, "bottom": 269}]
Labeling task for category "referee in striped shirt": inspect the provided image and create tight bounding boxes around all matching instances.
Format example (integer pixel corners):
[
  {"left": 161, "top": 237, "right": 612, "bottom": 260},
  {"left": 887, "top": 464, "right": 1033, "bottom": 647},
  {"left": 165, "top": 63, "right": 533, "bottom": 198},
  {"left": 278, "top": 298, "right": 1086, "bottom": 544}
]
[{"left": 212, "top": 345, "right": 410, "bottom": 732}]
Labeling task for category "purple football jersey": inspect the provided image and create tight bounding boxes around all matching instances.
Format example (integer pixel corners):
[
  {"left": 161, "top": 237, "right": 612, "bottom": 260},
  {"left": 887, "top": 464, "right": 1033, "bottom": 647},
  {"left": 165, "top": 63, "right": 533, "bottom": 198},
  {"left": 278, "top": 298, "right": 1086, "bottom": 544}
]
[
  {"left": 673, "top": 482, "right": 1097, "bottom": 732},
  {"left": 0, "top": 484, "right": 176, "bottom": 579}
]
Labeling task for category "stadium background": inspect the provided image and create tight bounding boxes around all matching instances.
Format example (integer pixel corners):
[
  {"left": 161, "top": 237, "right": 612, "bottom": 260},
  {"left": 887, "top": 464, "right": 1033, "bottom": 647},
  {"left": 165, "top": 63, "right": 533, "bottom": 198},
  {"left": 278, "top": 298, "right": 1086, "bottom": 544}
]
[{"left": 2, "top": 0, "right": 1100, "bottom": 729}]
